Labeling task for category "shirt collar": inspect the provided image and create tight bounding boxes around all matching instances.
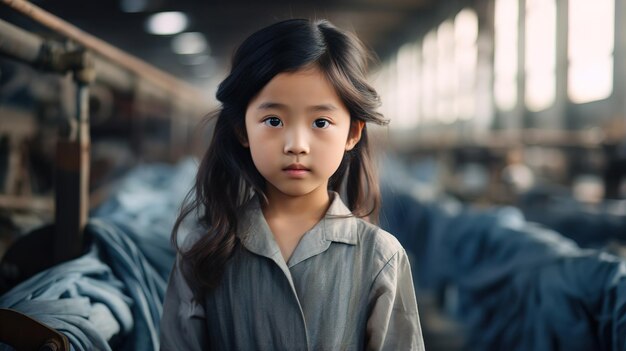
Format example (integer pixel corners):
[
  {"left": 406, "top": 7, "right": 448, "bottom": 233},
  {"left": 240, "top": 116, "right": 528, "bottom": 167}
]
[
  {"left": 237, "top": 191, "right": 358, "bottom": 266},
  {"left": 322, "top": 191, "right": 358, "bottom": 245}
]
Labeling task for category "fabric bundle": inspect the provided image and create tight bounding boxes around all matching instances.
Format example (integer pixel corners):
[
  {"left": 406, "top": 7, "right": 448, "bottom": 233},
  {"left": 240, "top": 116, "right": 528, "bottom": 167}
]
[
  {"left": 0, "top": 159, "right": 198, "bottom": 350},
  {"left": 380, "top": 173, "right": 626, "bottom": 351}
]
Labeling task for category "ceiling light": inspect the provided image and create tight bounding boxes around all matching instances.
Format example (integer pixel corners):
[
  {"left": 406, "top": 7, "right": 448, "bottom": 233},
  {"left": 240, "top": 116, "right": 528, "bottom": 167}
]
[
  {"left": 171, "top": 32, "right": 207, "bottom": 55},
  {"left": 145, "top": 12, "right": 188, "bottom": 35}
]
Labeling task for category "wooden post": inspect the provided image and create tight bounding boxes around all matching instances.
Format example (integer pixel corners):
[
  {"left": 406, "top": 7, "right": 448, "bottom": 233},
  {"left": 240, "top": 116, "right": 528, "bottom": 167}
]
[{"left": 53, "top": 51, "right": 94, "bottom": 263}]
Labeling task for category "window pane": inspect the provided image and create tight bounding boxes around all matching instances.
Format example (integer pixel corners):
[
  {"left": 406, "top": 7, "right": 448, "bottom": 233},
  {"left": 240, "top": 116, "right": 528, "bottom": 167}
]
[
  {"left": 526, "top": 73, "right": 556, "bottom": 111},
  {"left": 396, "top": 43, "right": 421, "bottom": 128},
  {"left": 525, "top": 0, "right": 556, "bottom": 111},
  {"left": 437, "top": 20, "right": 455, "bottom": 123},
  {"left": 422, "top": 30, "right": 438, "bottom": 122},
  {"left": 455, "top": 8, "right": 478, "bottom": 120},
  {"left": 569, "top": 57, "right": 613, "bottom": 103},
  {"left": 568, "top": 0, "right": 614, "bottom": 103}
]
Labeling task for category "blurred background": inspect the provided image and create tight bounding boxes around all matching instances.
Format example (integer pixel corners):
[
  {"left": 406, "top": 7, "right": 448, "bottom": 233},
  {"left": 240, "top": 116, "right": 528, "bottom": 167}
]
[{"left": 1, "top": 0, "right": 626, "bottom": 350}]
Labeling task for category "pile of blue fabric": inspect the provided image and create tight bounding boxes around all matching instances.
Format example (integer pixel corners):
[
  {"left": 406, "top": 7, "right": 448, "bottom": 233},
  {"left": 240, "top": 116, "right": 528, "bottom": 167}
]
[
  {"left": 91, "top": 158, "right": 199, "bottom": 280},
  {"left": 519, "top": 189, "right": 626, "bottom": 249},
  {"left": 380, "top": 158, "right": 626, "bottom": 351},
  {"left": 0, "top": 158, "right": 198, "bottom": 351},
  {"left": 3, "top": 155, "right": 625, "bottom": 350}
]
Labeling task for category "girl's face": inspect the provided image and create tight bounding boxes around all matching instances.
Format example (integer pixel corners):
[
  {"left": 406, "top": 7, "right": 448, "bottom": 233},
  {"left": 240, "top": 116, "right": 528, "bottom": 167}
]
[{"left": 244, "top": 66, "right": 363, "bottom": 201}]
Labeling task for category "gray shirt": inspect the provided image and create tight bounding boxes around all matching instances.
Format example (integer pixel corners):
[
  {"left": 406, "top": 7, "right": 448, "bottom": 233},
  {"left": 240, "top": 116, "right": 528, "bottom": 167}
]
[{"left": 160, "top": 193, "right": 425, "bottom": 350}]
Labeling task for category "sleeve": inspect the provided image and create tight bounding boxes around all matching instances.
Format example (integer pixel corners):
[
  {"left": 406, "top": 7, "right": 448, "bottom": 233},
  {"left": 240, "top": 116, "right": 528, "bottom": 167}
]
[
  {"left": 366, "top": 249, "right": 425, "bottom": 351},
  {"left": 159, "top": 254, "right": 210, "bottom": 351}
]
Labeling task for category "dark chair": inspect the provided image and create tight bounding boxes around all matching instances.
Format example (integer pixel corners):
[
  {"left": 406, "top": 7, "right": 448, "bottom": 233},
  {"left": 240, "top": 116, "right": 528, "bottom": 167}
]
[{"left": 0, "top": 308, "right": 69, "bottom": 351}]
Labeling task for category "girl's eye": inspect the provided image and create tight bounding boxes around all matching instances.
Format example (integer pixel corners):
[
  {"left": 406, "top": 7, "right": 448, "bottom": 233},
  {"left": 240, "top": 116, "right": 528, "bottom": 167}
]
[
  {"left": 263, "top": 117, "right": 283, "bottom": 128},
  {"left": 313, "top": 119, "right": 330, "bottom": 129}
]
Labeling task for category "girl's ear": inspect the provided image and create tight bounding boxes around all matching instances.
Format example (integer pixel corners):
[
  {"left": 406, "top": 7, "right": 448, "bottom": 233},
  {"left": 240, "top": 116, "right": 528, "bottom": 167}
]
[{"left": 345, "top": 120, "right": 365, "bottom": 151}]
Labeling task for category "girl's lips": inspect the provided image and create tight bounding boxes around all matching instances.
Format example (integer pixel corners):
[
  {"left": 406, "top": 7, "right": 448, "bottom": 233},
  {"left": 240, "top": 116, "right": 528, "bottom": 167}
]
[
  {"left": 283, "top": 169, "right": 310, "bottom": 177},
  {"left": 283, "top": 163, "right": 310, "bottom": 173}
]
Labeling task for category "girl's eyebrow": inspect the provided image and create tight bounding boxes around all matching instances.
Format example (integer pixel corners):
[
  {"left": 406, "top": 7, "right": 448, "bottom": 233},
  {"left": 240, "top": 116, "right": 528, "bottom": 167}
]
[
  {"left": 309, "top": 104, "right": 338, "bottom": 113},
  {"left": 257, "top": 102, "right": 286, "bottom": 111},
  {"left": 256, "top": 101, "right": 338, "bottom": 112}
]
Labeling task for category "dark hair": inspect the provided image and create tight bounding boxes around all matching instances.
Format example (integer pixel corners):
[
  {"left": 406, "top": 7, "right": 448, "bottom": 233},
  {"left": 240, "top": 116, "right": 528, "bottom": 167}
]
[{"left": 172, "top": 18, "right": 388, "bottom": 298}]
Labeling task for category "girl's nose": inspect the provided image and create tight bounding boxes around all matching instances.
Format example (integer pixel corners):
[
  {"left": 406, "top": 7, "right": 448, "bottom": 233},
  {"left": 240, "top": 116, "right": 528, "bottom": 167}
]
[{"left": 284, "top": 128, "right": 310, "bottom": 155}]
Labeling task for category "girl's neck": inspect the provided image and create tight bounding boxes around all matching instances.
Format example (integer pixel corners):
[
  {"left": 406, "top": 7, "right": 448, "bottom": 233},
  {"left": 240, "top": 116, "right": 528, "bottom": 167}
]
[{"left": 262, "top": 186, "right": 331, "bottom": 221}]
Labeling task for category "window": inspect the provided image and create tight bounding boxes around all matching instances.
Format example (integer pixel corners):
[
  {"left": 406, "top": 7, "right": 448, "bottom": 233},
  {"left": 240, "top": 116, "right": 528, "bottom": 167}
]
[
  {"left": 454, "top": 8, "right": 478, "bottom": 120},
  {"left": 568, "top": 0, "right": 614, "bottom": 103},
  {"left": 422, "top": 30, "right": 438, "bottom": 122},
  {"left": 525, "top": 0, "right": 556, "bottom": 111},
  {"left": 396, "top": 42, "right": 421, "bottom": 128},
  {"left": 437, "top": 20, "right": 455, "bottom": 123}
]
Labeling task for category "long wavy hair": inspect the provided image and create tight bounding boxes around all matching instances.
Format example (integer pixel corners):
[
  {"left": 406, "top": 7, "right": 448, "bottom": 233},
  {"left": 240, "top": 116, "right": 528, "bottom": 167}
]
[{"left": 172, "top": 18, "right": 389, "bottom": 298}]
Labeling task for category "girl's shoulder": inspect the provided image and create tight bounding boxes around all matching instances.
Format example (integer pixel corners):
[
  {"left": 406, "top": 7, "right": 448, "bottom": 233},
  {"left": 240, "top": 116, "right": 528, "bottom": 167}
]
[
  {"left": 177, "top": 222, "right": 209, "bottom": 251},
  {"left": 353, "top": 217, "right": 406, "bottom": 268},
  {"left": 326, "top": 192, "right": 404, "bottom": 260}
]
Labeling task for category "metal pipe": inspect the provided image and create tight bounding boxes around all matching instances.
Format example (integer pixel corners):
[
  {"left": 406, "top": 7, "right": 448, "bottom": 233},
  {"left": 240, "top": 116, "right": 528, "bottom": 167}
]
[
  {"left": 0, "top": 17, "right": 197, "bottom": 115},
  {"left": 0, "top": 18, "right": 128, "bottom": 90},
  {"left": 93, "top": 56, "right": 135, "bottom": 92},
  {"left": 1, "top": 0, "right": 206, "bottom": 106},
  {"left": 0, "top": 18, "right": 41, "bottom": 63},
  {"left": 0, "top": 2, "right": 207, "bottom": 265}
]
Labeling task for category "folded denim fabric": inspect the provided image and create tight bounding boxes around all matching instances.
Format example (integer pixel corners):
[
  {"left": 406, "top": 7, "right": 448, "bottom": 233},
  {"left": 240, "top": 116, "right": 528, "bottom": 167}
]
[
  {"left": 379, "top": 165, "right": 626, "bottom": 351},
  {"left": 92, "top": 158, "right": 198, "bottom": 280},
  {"left": 0, "top": 158, "right": 198, "bottom": 350},
  {"left": 0, "top": 250, "right": 132, "bottom": 351},
  {"left": 87, "top": 219, "right": 167, "bottom": 351}
]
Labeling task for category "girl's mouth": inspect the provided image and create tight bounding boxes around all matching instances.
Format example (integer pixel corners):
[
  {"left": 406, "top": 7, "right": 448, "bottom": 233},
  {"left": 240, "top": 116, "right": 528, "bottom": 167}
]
[
  {"left": 283, "top": 164, "right": 310, "bottom": 176},
  {"left": 284, "top": 169, "right": 309, "bottom": 176}
]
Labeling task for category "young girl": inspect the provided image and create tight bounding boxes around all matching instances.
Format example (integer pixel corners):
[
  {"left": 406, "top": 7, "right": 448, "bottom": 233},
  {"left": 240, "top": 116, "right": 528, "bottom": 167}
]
[{"left": 160, "top": 19, "right": 424, "bottom": 350}]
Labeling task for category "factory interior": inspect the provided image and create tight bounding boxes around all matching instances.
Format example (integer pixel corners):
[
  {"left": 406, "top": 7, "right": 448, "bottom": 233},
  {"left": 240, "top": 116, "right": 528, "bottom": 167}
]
[{"left": 1, "top": 0, "right": 626, "bottom": 349}]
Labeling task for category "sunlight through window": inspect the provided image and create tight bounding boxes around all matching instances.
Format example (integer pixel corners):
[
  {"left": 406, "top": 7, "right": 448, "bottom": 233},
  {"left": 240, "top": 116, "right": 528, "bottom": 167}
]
[
  {"left": 525, "top": 0, "right": 556, "bottom": 112},
  {"left": 422, "top": 30, "right": 438, "bottom": 123},
  {"left": 437, "top": 21, "right": 456, "bottom": 123},
  {"left": 455, "top": 8, "right": 478, "bottom": 120},
  {"left": 568, "top": 0, "right": 614, "bottom": 103},
  {"left": 396, "top": 43, "right": 422, "bottom": 128}
]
